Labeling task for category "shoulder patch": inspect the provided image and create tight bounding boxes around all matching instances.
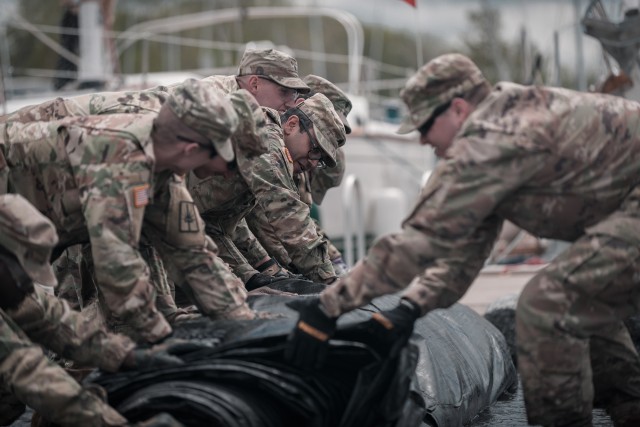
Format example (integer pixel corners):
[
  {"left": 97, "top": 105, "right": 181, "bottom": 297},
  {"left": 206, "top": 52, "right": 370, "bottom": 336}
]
[
  {"left": 283, "top": 147, "right": 293, "bottom": 164},
  {"left": 178, "top": 201, "right": 200, "bottom": 232},
  {"left": 132, "top": 184, "right": 150, "bottom": 208}
]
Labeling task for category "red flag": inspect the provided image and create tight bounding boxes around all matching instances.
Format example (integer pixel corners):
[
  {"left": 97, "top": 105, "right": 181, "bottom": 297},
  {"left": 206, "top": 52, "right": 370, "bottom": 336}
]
[{"left": 402, "top": 0, "right": 417, "bottom": 7}]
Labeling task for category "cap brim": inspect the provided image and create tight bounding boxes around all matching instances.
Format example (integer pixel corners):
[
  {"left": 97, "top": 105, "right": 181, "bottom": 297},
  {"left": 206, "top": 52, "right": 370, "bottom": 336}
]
[
  {"left": 337, "top": 111, "right": 352, "bottom": 136},
  {"left": 26, "top": 260, "right": 58, "bottom": 287},
  {"left": 215, "top": 138, "right": 235, "bottom": 162},
  {"left": 396, "top": 116, "right": 420, "bottom": 135},
  {"left": 273, "top": 76, "right": 311, "bottom": 93},
  {"left": 313, "top": 126, "right": 337, "bottom": 168}
]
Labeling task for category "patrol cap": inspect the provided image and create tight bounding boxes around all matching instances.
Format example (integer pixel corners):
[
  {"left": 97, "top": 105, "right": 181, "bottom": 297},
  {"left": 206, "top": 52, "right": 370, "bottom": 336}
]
[
  {"left": 397, "top": 53, "right": 488, "bottom": 134},
  {"left": 0, "top": 194, "right": 58, "bottom": 287},
  {"left": 227, "top": 89, "right": 269, "bottom": 156},
  {"left": 296, "top": 93, "right": 346, "bottom": 168},
  {"left": 303, "top": 74, "right": 352, "bottom": 136},
  {"left": 237, "top": 48, "right": 310, "bottom": 93},
  {"left": 167, "top": 78, "right": 239, "bottom": 162}
]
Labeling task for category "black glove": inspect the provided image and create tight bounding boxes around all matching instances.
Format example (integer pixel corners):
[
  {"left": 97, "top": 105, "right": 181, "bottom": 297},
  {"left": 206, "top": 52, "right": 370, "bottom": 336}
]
[
  {"left": 245, "top": 272, "right": 288, "bottom": 291},
  {"left": 340, "top": 299, "right": 421, "bottom": 359},
  {"left": 256, "top": 257, "right": 289, "bottom": 278},
  {"left": 0, "top": 251, "right": 35, "bottom": 310},
  {"left": 284, "top": 297, "right": 337, "bottom": 370},
  {"left": 122, "top": 345, "right": 186, "bottom": 371}
]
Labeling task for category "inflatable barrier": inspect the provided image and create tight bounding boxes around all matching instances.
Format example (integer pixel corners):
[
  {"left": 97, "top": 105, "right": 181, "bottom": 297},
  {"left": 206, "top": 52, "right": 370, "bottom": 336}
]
[{"left": 86, "top": 280, "right": 516, "bottom": 427}]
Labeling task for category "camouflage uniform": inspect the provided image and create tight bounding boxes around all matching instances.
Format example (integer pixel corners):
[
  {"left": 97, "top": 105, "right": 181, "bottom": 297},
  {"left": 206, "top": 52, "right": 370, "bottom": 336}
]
[
  {"left": 2, "top": 86, "right": 191, "bottom": 323},
  {"left": 247, "top": 75, "right": 352, "bottom": 272},
  {"left": 185, "top": 89, "right": 270, "bottom": 283},
  {"left": 0, "top": 193, "right": 131, "bottom": 426},
  {"left": 190, "top": 93, "right": 345, "bottom": 283},
  {"left": 1, "top": 81, "right": 253, "bottom": 344},
  {"left": 321, "top": 54, "right": 640, "bottom": 426}
]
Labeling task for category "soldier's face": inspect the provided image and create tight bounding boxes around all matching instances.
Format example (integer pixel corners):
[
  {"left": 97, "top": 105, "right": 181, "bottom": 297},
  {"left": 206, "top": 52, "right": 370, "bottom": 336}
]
[
  {"left": 283, "top": 116, "right": 320, "bottom": 174},
  {"left": 419, "top": 100, "right": 468, "bottom": 158},
  {"left": 254, "top": 77, "right": 299, "bottom": 113}
]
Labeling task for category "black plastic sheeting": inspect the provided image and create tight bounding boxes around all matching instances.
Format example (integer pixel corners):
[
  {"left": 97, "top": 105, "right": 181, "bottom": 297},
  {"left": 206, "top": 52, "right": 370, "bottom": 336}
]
[{"left": 88, "top": 281, "right": 517, "bottom": 427}]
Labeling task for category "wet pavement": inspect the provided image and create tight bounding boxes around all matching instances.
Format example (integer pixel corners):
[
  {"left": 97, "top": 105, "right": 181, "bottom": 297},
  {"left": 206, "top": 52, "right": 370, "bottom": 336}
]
[{"left": 468, "top": 378, "right": 613, "bottom": 426}]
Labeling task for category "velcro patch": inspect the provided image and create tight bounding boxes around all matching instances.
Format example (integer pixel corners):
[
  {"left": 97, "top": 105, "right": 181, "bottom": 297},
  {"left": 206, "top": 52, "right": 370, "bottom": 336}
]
[
  {"left": 178, "top": 201, "right": 200, "bottom": 232},
  {"left": 132, "top": 184, "right": 150, "bottom": 208},
  {"left": 284, "top": 147, "right": 293, "bottom": 164}
]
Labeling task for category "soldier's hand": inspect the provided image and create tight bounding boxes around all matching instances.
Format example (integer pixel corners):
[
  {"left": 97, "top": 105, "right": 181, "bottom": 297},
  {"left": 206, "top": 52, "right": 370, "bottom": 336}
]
[
  {"left": 245, "top": 272, "right": 288, "bottom": 291},
  {"left": 256, "top": 257, "right": 288, "bottom": 277},
  {"left": 284, "top": 297, "right": 337, "bottom": 370},
  {"left": 330, "top": 256, "right": 350, "bottom": 277},
  {"left": 339, "top": 299, "right": 421, "bottom": 359},
  {"left": 121, "top": 341, "right": 192, "bottom": 370}
]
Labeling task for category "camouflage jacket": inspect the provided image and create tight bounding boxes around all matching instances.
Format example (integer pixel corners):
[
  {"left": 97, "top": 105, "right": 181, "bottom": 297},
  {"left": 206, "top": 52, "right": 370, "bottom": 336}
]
[
  {"left": 321, "top": 82, "right": 640, "bottom": 316},
  {"left": 1, "top": 113, "right": 250, "bottom": 341},
  {"left": 1, "top": 87, "right": 168, "bottom": 124},
  {"left": 190, "top": 109, "right": 335, "bottom": 282}
]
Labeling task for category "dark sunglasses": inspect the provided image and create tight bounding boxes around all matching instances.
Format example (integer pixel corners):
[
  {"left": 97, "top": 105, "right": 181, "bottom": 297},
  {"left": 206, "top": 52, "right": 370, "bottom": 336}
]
[{"left": 417, "top": 100, "right": 452, "bottom": 137}]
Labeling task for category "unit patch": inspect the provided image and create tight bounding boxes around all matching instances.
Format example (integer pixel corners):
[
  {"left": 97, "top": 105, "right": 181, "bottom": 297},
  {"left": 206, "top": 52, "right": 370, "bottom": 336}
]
[
  {"left": 179, "top": 201, "right": 200, "bottom": 232},
  {"left": 284, "top": 147, "right": 293, "bottom": 164}
]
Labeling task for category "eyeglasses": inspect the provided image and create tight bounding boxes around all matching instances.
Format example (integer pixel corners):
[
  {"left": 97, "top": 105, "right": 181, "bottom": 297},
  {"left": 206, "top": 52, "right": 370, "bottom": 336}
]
[
  {"left": 296, "top": 108, "right": 327, "bottom": 169},
  {"left": 417, "top": 100, "right": 452, "bottom": 137},
  {"left": 257, "top": 76, "right": 299, "bottom": 102}
]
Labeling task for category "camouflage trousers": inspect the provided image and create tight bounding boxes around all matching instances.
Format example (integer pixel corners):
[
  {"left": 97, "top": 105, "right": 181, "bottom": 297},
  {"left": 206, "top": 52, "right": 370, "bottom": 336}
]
[
  {"left": 516, "top": 230, "right": 640, "bottom": 426},
  {"left": 0, "top": 309, "right": 128, "bottom": 426}
]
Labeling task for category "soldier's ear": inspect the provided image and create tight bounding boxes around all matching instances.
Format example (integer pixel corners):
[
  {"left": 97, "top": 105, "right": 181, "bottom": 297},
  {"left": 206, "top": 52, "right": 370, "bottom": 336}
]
[{"left": 283, "top": 115, "right": 299, "bottom": 135}]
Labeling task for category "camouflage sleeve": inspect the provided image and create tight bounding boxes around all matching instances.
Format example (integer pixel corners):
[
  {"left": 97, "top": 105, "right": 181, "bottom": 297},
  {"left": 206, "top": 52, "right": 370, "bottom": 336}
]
[
  {"left": 5, "top": 287, "right": 135, "bottom": 373},
  {"left": 71, "top": 143, "right": 171, "bottom": 343},
  {"left": 241, "top": 126, "right": 335, "bottom": 282},
  {"left": 245, "top": 204, "right": 293, "bottom": 268},
  {"left": 142, "top": 174, "right": 254, "bottom": 320},
  {"left": 231, "top": 218, "right": 272, "bottom": 267},
  {"left": 320, "top": 134, "right": 547, "bottom": 316},
  {"left": 0, "top": 97, "right": 85, "bottom": 124}
]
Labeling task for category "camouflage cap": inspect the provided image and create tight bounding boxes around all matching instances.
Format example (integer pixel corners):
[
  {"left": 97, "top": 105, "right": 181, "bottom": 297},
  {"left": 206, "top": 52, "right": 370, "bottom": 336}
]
[
  {"left": 397, "top": 53, "right": 488, "bottom": 134},
  {"left": 296, "top": 93, "right": 346, "bottom": 168},
  {"left": 227, "top": 89, "right": 269, "bottom": 156},
  {"left": 167, "top": 78, "right": 239, "bottom": 162},
  {"left": 237, "top": 48, "right": 310, "bottom": 93},
  {"left": 0, "top": 194, "right": 58, "bottom": 287},
  {"left": 303, "top": 74, "right": 352, "bottom": 136}
]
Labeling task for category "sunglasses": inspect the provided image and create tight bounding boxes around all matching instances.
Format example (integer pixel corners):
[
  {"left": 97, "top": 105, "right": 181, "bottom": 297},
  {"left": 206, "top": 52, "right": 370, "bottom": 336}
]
[{"left": 417, "top": 100, "right": 452, "bottom": 137}]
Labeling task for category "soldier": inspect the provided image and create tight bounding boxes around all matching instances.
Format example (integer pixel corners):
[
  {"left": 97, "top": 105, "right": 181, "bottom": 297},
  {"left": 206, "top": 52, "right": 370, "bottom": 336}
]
[
  {"left": 185, "top": 48, "right": 345, "bottom": 286},
  {"left": 189, "top": 93, "right": 346, "bottom": 288},
  {"left": 1, "top": 85, "right": 196, "bottom": 324},
  {"left": 1, "top": 79, "right": 256, "bottom": 344},
  {"left": 285, "top": 53, "right": 640, "bottom": 427},
  {"left": 245, "top": 74, "right": 353, "bottom": 276},
  {"left": 0, "top": 193, "right": 183, "bottom": 427}
]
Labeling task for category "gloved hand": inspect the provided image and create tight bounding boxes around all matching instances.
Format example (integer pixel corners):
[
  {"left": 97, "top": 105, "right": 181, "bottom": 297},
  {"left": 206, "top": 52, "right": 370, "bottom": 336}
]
[
  {"left": 245, "top": 272, "right": 289, "bottom": 291},
  {"left": 121, "top": 348, "right": 184, "bottom": 371},
  {"left": 339, "top": 298, "right": 421, "bottom": 359},
  {"left": 284, "top": 297, "right": 337, "bottom": 370},
  {"left": 256, "top": 257, "right": 289, "bottom": 278},
  {"left": 330, "top": 256, "right": 350, "bottom": 277},
  {"left": 121, "top": 338, "right": 213, "bottom": 371}
]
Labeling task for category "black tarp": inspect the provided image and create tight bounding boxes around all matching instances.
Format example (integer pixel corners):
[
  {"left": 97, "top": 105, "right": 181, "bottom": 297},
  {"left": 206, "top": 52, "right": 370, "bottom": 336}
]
[{"left": 88, "top": 284, "right": 517, "bottom": 427}]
